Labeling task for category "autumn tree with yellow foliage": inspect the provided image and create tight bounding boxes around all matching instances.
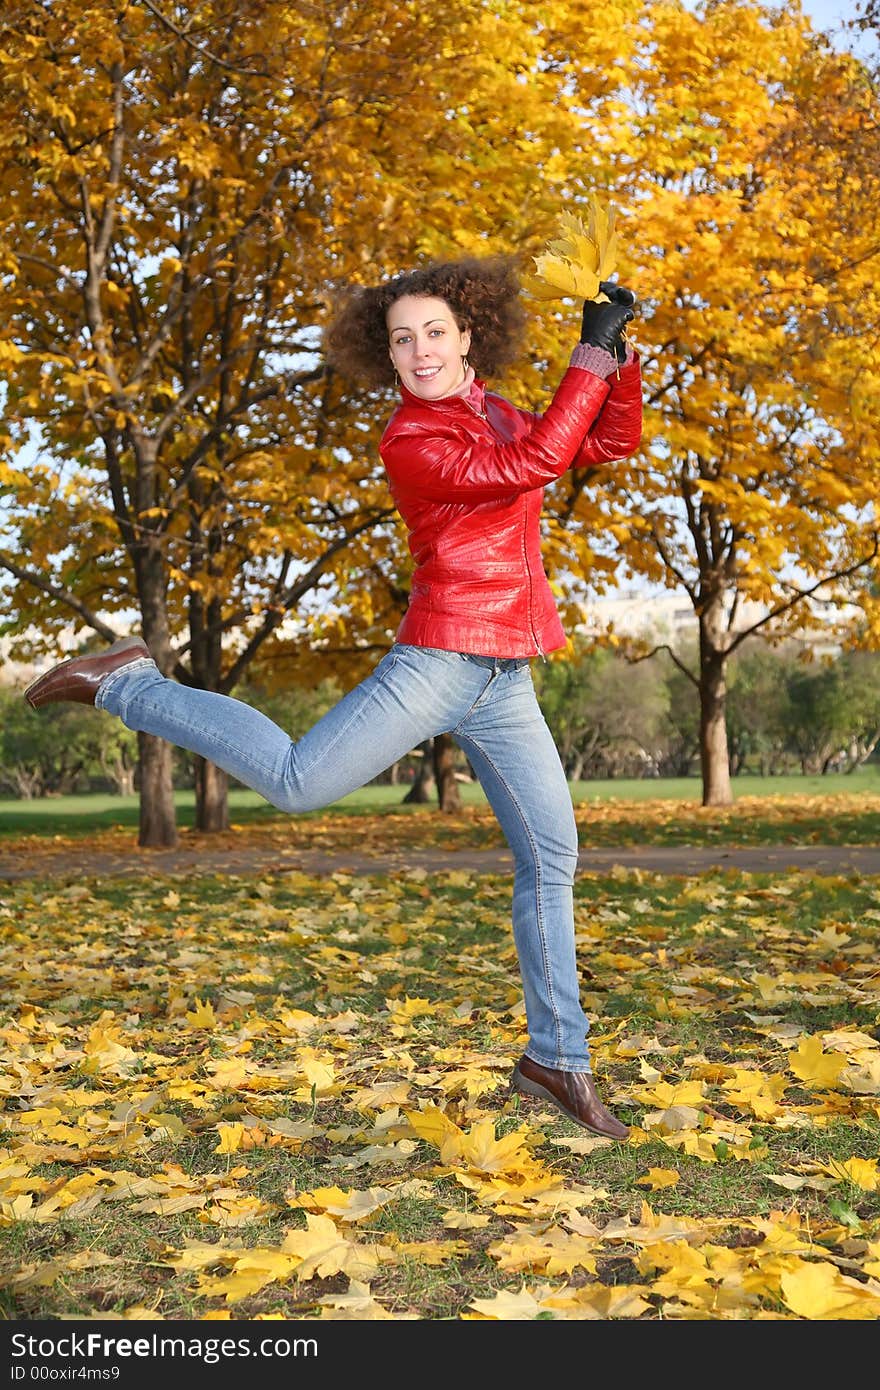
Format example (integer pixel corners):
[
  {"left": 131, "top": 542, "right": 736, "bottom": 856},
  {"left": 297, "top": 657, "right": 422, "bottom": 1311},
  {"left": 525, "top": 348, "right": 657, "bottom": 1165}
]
[
  {"left": 1, "top": 0, "right": 877, "bottom": 835},
  {"left": 550, "top": 0, "right": 880, "bottom": 804},
  {"left": 0, "top": 0, "right": 639, "bottom": 842}
]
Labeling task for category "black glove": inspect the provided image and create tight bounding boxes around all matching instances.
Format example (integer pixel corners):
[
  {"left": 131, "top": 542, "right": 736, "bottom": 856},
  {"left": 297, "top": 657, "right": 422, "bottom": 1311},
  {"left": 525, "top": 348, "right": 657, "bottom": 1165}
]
[
  {"left": 599, "top": 280, "right": 637, "bottom": 309},
  {"left": 580, "top": 282, "right": 637, "bottom": 362}
]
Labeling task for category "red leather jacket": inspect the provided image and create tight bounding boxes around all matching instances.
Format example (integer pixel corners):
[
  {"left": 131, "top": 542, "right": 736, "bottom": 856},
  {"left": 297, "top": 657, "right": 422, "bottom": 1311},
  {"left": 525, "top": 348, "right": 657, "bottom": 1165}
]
[{"left": 380, "top": 358, "right": 643, "bottom": 657}]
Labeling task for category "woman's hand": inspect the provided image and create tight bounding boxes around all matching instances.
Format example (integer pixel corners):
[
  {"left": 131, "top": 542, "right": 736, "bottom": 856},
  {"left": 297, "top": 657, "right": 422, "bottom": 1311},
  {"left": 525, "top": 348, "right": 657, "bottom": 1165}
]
[
  {"left": 599, "top": 280, "right": 637, "bottom": 309},
  {"left": 580, "top": 283, "right": 637, "bottom": 362}
]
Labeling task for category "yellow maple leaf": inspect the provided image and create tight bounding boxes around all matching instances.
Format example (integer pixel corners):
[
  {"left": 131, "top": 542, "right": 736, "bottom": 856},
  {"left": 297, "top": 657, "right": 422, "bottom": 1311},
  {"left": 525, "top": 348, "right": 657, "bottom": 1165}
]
[
  {"left": 722, "top": 1069, "right": 788, "bottom": 1119},
  {"left": 132, "top": 1193, "right": 207, "bottom": 1215},
  {"left": 297, "top": 1051, "right": 338, "bottom": 1094},
  {"left": 601, "top": 1201, "right": 707, "bottom": 1246},
  {"left": 185, "top": 998, "right": 217, "bottom": 1029},
  {"left": 404, "top": 1104, "right": 463, "bottom": 1150},
  {"left": 214, "top": 1123, "right": 244, "bottom": 1155},
  {"left": 636, "top": 1167, "right": 680, "bottom": 1191},
  {"left": 205, "top": 1195, "right": 274, "bottom": 1227},
  {"left": 203, "top": 1058, "right": 247, "bottom": 1091},
  {"left": 0, "top": 1193, "right": 35, "bottom": 1223},
  {"left": 386, "top": 995, "right": 435, "bottom": 1022},
  {"left": 780, "top": 1258, "right": 880, "bottom": 1319},
  {"left": 640, "top": 1103, "right": 703, "bottom": 1134},
  {"left": 443, "top": 1209, "right": 491, "bottom": 1230},
  {"left": 544, "top": 1284, "right": 653, "bottom": 1319},
  {"left": 394, "top": 1238, "right": 469, "bottom": 1266},
  {"left": 750, "top": 1211, "right": 814, "bottom": 1253},
  {"left": 523, "top": 198, "right": 618, "bottom": 303},
  {"left": 788, "top": 1034, "right": 848, "bottom": 1089},
  {"left": 823, "top": 1157, "right": 879, "bottom": 1191},
  {"left": 631, "top": 1080, "right": 706, "bottom": 1109},
  {"left": 81, "top": 1021, "right": 139, "bottom": 1077},
  {"left": 318, "top": 1280, "right": 404, "bottom": 1320},
  {"left": 161, "top": 1241, "right": 236, "bottom": 1273},
  {"left": 146, "top": 1113, "right": 188, "bottom": 1144},
  {"left": 350, "top": 1079, "right": 413, "bottom": 1110},
  {"left": 468, "top": 1285, "right": 548, "bottom": 1320},
  {"left": 281, "top": 1212, "right": 380, "bottom": 1281},
  {"left": 197, "top": 1251, "right": 296, "bottom": 1304},
  {"left": 288, "top": 1185, "right": 392, "bottom": 1222},
  {"left": 489, "top": 1227, "right": 598, "bottom": 1277},
  {"left": 439, "top": 1119, "right": 535, "bottom": 1175}
]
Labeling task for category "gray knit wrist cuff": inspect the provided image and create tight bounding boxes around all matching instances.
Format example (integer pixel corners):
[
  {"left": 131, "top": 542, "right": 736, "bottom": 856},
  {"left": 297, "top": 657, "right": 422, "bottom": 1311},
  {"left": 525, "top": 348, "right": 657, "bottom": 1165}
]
[{"left": 569, "top": 343, "right": 619, "bottom": 377}]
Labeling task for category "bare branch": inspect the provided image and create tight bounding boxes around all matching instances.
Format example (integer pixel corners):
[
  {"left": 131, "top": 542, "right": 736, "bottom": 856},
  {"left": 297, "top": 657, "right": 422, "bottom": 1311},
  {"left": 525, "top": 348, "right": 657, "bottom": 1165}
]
[
  {"left": 169, "top": 507, "right": 397, "bottom": 687},
  {"left": 135, "top": 0, "right": 272, "bottom": 77},
  {"left": 726, "top": 536, "right": 880, "bottom": 656},
  {"left": 628, "top": 640, "right": 698, "bottom": 686},
  {"left": 0, "top": 552, "right": 120, "bottom": 642}
]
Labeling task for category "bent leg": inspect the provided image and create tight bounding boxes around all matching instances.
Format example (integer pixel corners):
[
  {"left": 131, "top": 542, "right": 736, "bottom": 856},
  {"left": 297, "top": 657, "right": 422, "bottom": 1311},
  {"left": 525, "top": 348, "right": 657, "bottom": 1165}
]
[
  {"left": 97, "top": 644, "right": 487, "bottom": 814},
  {"left": 453, "top": 663, "right": 589, "bottom": 1071}
]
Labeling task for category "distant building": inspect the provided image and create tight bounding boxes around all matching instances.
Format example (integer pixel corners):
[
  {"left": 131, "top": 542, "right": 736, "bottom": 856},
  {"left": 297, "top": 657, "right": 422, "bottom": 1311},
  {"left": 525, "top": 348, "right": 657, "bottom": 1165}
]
[{"left": 576, "top": 589, "right": 858, "bottom": 655}]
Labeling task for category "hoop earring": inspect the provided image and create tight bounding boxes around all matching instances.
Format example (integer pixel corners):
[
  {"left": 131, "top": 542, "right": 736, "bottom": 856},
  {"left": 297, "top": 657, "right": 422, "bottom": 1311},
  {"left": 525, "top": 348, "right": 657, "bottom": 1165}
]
[{"left": 462, "top": 356, "right": 470, "bottom": 371}]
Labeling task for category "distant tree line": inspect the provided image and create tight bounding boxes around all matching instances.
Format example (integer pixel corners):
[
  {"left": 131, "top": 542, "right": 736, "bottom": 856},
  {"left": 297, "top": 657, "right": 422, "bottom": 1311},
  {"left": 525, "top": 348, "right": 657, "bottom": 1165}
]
[
  {"left": 3, "top": 640, "right": 880, "bottom": 801},
  {"left": 532, "top": 640, "right": 880, "bottom": 782}
]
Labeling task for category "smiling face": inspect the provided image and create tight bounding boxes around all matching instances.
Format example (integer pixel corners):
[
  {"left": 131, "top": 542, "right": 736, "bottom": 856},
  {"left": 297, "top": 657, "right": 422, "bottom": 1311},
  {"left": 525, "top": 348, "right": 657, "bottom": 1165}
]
[{"left": 387, "top": 294, "right": 472, "bottom": 400}]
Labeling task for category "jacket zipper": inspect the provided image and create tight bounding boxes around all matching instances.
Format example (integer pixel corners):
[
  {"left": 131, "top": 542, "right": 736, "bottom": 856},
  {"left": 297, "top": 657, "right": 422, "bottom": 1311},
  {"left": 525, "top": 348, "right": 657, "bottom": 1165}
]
[{"left": 521, "top": 505, "right": 545, "bottom": 660}]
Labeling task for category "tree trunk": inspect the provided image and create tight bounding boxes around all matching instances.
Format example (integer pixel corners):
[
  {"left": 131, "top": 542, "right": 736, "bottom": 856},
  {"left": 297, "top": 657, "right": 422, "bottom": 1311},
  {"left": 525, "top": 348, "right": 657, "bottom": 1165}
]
[
  {"left": 698, "top": 601, "right": 732, "bottom": 806},
  {"left": 403, "top": 741, "right": 436, "bottom": 803},
  {"left": 117, "top": 768, "right": 135, "bottom": 796},
  {"left": 847, "top": 728, "right": 880, "bottom": 771},
  {"left": 137, "top": 732, "right": 178, "bottom": 847},
  {"left": 101, "top": 752, "right": 136, "bottom": 796},
  {"left": 433, "top": 733, "right": 462, "bottom": 812},
  {"left": 187, "top": 592, "right": 231, "bottom": 831},
  {"left": 194, "top": 756, "right": 229, "bottom": 831},
  {"left": 12, "top": 769, "right": 42, "bottom": 798},
  {"left": 132, "top": 529, "right": 178, "bottom": 846}
]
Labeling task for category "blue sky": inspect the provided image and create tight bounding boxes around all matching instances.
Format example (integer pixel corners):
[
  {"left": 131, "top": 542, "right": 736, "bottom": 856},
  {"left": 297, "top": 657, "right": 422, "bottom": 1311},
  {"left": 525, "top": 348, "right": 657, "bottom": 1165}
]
[
  {"left": 801, "top": 0, "right": 859, "bottom": 25},
  {"left": 796, "top": 0, "right": 875, "bottom": 53},
  {"left": 803, "top": 0, "right": 854, "bottom": 19}
]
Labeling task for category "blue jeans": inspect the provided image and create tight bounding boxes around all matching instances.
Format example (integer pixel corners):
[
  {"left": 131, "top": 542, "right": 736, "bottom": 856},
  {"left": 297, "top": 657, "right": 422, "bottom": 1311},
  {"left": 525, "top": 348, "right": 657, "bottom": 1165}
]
[{"left": 97, "top": 643, "right": 591, "bottom": 1070}]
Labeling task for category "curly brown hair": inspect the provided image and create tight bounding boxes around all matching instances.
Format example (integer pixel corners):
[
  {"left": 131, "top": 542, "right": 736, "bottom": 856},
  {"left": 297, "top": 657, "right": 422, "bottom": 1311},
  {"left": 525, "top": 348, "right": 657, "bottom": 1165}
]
[{"left": 323, "top": 255, "right": 527, "bottom": 388}]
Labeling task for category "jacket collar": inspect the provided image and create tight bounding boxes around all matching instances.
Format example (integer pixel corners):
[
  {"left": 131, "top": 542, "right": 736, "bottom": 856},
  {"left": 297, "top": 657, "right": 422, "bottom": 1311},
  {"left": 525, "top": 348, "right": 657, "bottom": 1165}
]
[{"left": 398, "top": 376, "right": 487, "bottom": 413}]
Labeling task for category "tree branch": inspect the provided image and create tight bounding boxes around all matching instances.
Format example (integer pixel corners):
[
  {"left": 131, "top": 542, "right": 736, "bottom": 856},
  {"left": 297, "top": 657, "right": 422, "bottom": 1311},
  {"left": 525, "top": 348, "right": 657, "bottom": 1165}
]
[
  {"left": 628, "top": 640, "right": 698, "bottom": 687},
  {"left": 726, "top": 534, "right": 880, "bottom": 657},
  {"left": 0, "top": 552, "right": 121, "bottom": 643},
  {"left": 135, "top": 0, "right": 272, "bottom": 77}
]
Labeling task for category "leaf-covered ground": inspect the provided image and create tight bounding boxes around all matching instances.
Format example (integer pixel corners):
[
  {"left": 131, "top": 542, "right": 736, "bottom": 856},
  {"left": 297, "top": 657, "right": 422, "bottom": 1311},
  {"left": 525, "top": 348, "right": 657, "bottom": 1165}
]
[
  {"left": 2, "top": 850, "right": 879, "bottom": 1321},
  {"left": 5, "top": 789, "right": 880, "bottom": 871}
]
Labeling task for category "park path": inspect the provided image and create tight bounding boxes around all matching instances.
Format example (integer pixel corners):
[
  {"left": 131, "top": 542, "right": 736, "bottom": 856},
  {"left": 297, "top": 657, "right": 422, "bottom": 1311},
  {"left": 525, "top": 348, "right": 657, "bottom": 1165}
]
[{"left": 3, "top": 840, "right": 880, "bottom": 882}]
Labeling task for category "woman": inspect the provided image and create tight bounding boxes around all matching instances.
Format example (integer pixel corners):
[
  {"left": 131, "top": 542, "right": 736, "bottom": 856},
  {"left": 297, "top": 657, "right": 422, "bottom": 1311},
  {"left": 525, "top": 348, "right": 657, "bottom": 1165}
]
[{"left": 24, "top": 255, "right": 641, "bottom": 1139}]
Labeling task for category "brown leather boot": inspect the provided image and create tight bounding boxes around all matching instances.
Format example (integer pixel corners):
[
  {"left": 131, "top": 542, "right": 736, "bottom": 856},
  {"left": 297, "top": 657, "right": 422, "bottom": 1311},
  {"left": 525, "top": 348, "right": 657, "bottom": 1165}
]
[
  {"left": 24, "top": 636, "right": 153, "bottom": 710},
  {"left": 511, "top": 1054, "right": 630, "bottom": 1140}
]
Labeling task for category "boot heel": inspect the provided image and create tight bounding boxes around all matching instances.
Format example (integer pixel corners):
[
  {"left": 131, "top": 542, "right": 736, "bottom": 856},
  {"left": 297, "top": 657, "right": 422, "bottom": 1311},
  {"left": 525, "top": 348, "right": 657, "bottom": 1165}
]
[{"left": 511, "top": 1065, "right": 549, "bottom": 1102}]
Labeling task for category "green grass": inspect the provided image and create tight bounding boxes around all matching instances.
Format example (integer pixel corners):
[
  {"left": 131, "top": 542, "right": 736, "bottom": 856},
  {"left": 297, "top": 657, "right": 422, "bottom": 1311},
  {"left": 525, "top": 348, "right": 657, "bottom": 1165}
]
[
  {"left": 1, "top": 765, "right": 878, "bottom": 839},
  {"left": 572, "top": 767, "right": 880, "bottom": 801}
]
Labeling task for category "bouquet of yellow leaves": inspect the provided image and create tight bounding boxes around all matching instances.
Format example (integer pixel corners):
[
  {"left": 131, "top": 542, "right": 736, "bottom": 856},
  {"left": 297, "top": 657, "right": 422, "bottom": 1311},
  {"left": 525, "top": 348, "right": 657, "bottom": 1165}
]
[{"left": 524, "top": 196, "right": 619, "bottom": 303}]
